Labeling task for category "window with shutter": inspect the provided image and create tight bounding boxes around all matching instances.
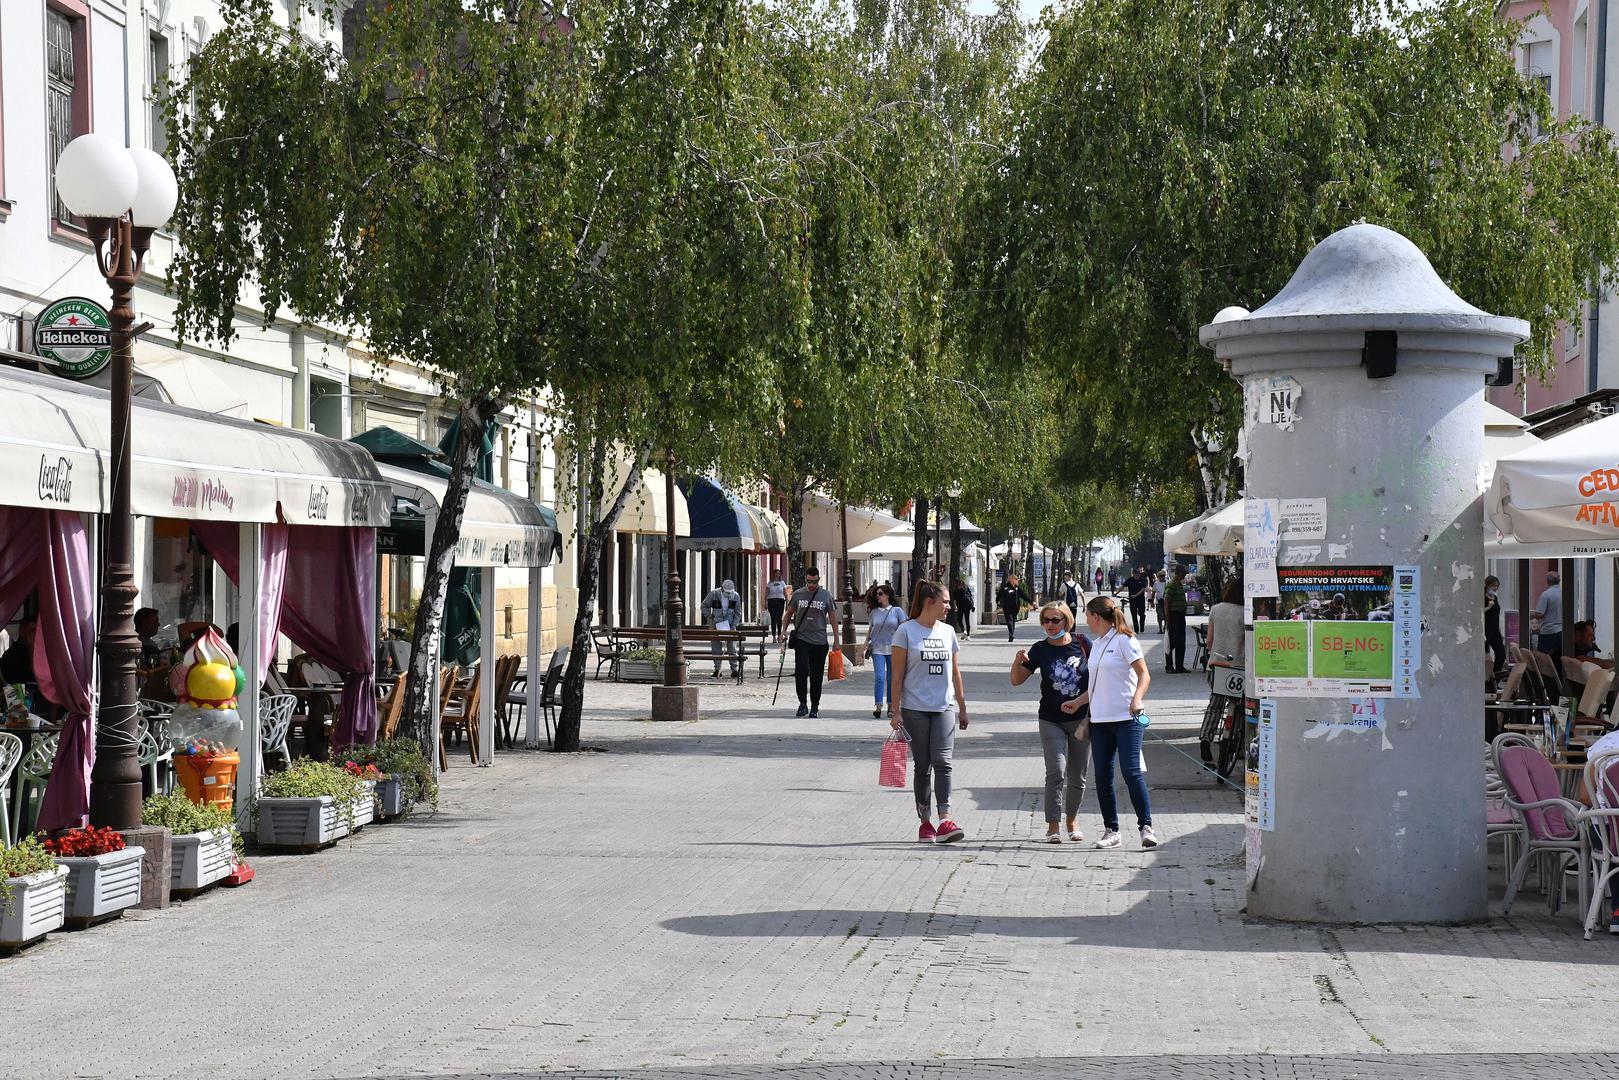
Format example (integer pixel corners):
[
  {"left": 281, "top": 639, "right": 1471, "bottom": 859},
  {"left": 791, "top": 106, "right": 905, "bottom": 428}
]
[{"left": 45, "top": 5, "right": 90, "bottom": 229}]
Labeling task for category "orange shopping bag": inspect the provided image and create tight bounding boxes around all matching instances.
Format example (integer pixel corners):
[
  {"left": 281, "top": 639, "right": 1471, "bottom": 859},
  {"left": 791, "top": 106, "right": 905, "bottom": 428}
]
[{"left": 827, "top": 647, "right": 847, "bottom": 680}]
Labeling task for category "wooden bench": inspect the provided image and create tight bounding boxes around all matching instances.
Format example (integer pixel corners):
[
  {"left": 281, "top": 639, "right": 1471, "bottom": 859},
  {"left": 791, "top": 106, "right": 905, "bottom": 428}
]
[{"left": 608, "top": 626, "right": 772, "bottom": 682}]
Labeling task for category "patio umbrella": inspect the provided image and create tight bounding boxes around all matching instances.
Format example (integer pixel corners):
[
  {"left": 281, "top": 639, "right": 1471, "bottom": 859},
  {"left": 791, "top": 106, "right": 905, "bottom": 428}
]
[{"left": 1487, "top": 410, "right": 1619, "bottom": 558}]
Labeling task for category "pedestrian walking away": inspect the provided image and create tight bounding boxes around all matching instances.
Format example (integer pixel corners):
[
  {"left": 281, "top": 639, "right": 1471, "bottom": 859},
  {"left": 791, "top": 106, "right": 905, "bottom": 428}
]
[
  {"left": 1164, "top": 564, "right": 1190, "bottom": 673},
  {"left": 890, "top": 580, "right": 970, "bottom": 844},
  {"left": 997, "top": 573, "right": 1032, "bottom": 642},
  {"left": 1483, "top": 575, "right": 1506, "bottom": 679},
  {"left": 1123, "top": 566, "right": 1148, "bottom": 635},
  {"left": 786, "top": 567, "right": 840, "bottom": 717},
  {"left": 1062, "top": 572, "right": 1082, "bottom": 615},
  {"left": 1094, "top": 566, "right": 1104, "bottom": 593},
  {"left": 1011, "top": 602, "right": 1092, "bottom": 843},
  {"left": 1108, "top": 567, "right": 1119, "bottom": 593},
  {"left": 1071, "top": 595, "right": 1155, "bottom": 849},
  {"left": 700, "top": 578, "right": 745, "bottom": 678},
  {"left": 950, "top": 577, "right": 975, "bottom": 639},
  {"left": 765, "top": 572, "right": 788, "bottom": 642},
  {"left": 864, "top": 583, "right": 906, "bottom": 719},
  {"left": 1534, "top": 570, "right": 1563, "bottom": 677}
]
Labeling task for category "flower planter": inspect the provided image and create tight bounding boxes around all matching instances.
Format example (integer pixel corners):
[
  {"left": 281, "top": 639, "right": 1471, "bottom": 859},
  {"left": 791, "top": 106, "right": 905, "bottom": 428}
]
[
  {"left": 171, "top": 829, "right": 235, "bottom": 893},
  {"left": 0, "top": 866, "right": 67, "bottom": 948},
  {"left": 58, "top": 846, "right": 146, "bottom": 925},
  {"left": 375, "top": 776, "right": 406, "bottom": 819},
  {"left": 256, "top": 790, "right": 374, "bottom": 849},
  {"left": 616, "top": 659, "right": 662, "bottom": 683}
]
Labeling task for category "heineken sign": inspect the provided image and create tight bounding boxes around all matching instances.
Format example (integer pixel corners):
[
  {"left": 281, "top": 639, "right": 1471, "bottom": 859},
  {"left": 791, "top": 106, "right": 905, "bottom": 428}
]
[{"left": 35, "top": 296, "right": 112, "bottom": 379}]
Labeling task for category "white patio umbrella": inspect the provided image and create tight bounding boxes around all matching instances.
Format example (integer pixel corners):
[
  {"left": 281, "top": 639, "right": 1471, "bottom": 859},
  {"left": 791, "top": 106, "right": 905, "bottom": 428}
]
[
  {"left": 1487, "top": 409, "right": 1619, "bottom": 559},
  {"left": 1163, "top": 510, "right": 1209, "bottom": 556},
  {"left": 1190, "top": 499, "right": 1244, "bottom": 556}
]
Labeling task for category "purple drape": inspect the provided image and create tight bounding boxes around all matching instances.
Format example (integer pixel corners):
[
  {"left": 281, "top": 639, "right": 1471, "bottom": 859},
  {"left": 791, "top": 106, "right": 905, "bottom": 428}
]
[
  {"left": 0, "top": 506, "right": 45, "bottom": 628},
  {"left": 196, "top": 523, "right": 290, "bottom": 681},
  {"left": 35, "top": 512, "right": 96, "bottom": 833},
  {"left": 194, "top": 522, "right": 377, "bottom": 746}
]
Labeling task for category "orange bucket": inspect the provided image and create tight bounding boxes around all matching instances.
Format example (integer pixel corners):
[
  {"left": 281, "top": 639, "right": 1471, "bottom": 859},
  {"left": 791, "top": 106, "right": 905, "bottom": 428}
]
[{"left": 174, "top": 751, "right": 240, "bottom": 811}]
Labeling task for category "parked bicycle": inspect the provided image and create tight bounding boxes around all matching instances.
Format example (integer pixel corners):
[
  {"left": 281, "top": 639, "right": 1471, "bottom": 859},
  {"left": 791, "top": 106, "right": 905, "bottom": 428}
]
[{"left": 1199, "top": 651, "right": 1246, "bottom": 782}]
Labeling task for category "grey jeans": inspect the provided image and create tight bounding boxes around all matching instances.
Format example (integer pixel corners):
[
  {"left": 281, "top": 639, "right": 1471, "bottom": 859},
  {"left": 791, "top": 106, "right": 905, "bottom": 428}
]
[
  {"left": 901, "top": 708, "right": 957, "bottom": 820},
  {"left": 1039, "top": 718, "right": 1090, "bottom": 823},
  {"left": 710, "top": 636, "right": 739, "bottom": 674}
]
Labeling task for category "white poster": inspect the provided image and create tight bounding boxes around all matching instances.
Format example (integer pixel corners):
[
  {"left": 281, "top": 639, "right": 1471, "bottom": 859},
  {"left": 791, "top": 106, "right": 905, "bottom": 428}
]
[
  {"left": 1279, "top": 498, "right": 1327, "bottom": 541},
  {"left": 1393, "top": 564, "right": 1421, "bottom": 699},
  {"left": 1244, "top": 498, "right": 1280, "bottom": 598}
]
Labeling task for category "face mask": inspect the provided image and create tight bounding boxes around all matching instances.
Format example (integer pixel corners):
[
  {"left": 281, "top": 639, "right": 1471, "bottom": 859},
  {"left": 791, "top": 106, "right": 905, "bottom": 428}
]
[
  {"left": 1487, "top": 588, "right": 1498, "bottom": 598},
  {"left": 1045, "top": 628, "right": 1067, "bottom": 642}
]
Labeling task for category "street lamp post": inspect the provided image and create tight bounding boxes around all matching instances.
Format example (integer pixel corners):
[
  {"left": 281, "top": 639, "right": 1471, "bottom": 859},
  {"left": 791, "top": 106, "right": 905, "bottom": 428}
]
[
  {"left": 55, "top": 134, "right": 178, "bottom": 829},
  {"left": 663, "top": 451, "right": 686, "bottom": 688}
]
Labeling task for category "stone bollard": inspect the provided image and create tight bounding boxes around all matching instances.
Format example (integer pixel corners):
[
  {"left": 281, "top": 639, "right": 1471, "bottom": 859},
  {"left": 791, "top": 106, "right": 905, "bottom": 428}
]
[
  {"left": 1200, "top": 223, "right": 1528, "bottom": 924},
  {"left": 119, "top": 825, "right": 172, "bottom": 910}
]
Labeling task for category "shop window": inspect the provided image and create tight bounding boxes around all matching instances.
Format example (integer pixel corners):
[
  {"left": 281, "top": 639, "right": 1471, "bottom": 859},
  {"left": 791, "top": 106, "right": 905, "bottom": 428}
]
[
  {"left": 46, "top": 2, "right": 93, "bottom": 230},
  {"left": 148, "top": 29, "right": 171, "bottom": 158},
  {"left": 150, "top": 521, "right": 215, "bottom": 632}
]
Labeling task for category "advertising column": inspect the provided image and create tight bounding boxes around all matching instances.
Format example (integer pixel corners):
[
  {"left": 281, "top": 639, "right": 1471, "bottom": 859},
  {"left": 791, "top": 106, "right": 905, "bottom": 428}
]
[{"left": 1202, "top": 224, "right": 1528, "bottom": 923}]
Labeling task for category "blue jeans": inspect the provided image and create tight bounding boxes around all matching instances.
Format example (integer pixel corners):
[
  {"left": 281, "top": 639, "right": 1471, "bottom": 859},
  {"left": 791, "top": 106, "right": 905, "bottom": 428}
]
[
  {"left": 1090, "top": 719, "right": 1151, "bottom": 830},
  {"left": 872, "top": 652, "right": 891, "bottom": 706}
]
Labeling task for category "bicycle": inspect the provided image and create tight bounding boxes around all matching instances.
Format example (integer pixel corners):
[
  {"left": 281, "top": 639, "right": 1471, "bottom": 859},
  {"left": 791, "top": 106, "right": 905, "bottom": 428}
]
[{"left": 1199, "top": 652, "right": 1246, "bottom": 783}]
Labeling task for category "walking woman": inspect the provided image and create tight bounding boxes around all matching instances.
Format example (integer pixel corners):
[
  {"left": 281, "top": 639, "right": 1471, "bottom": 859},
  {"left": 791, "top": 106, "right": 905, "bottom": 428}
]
[
  {"left": 766, "top": 572, "right": 789, "bottom": 642},
  {"left": 890, "top": 580, "right": 971, "bottom": 843},
  {"left": 864, "top": 584, "right": 906, "bottom": 719},
  {"left": 1067, "top": 595, "right": 1155, "bottom": 848},
  {"left": 1011, "top": 602, "right": 1091, "bottom": 843}
]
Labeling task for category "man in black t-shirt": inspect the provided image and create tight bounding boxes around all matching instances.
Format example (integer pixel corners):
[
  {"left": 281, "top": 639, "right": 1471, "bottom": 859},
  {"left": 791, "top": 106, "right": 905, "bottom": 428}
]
[{"left": 1122, "top": 569, "right": 1148, "bottom": 634}]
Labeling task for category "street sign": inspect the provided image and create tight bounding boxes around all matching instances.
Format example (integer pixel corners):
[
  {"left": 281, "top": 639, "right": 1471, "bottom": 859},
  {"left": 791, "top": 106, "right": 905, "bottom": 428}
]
[{"left": 34, "top": 296, "right": 112, "bottom": 379}]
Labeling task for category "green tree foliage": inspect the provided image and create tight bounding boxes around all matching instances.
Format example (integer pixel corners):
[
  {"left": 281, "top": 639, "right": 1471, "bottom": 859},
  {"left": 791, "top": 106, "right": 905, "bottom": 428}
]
[
  {"left": 967, "top": 0, "right": 1619, "bottom": 509},
  {"left": 169, "top": 0, "right": 587, "bottom": 751}
]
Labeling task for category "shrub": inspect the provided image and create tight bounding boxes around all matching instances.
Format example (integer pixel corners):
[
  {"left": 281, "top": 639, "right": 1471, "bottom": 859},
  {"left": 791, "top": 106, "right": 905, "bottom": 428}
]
[
  {"left": 142, "top": 792, "right": 244, "bottom": 859},
  {"left": 331, "top": 738, "right": 438, "bottom": 814}
]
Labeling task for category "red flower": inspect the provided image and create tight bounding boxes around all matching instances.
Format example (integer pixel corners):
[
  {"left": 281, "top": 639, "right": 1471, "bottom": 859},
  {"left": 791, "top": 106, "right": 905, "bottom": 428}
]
[{"left": 42, "top": 826, "right": 127, "bottom": 858}]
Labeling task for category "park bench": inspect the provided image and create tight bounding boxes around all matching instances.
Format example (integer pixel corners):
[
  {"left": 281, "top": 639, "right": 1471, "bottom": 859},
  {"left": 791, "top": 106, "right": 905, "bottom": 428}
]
[{"left": 605, "top": 625, "right": 773, "bottom": 683}]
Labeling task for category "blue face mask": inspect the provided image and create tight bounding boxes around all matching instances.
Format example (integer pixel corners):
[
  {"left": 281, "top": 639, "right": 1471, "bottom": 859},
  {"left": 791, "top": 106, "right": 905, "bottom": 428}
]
[{"left": 1045, "top": 628, "right": 1068, "bottom": 642}]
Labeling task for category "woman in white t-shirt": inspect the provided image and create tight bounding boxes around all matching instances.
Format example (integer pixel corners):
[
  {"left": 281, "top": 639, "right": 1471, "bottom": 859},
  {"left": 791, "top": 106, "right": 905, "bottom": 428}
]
[
  {"left": 765, "top": 574, "right": 789, "bottom": 642},
  {"left": 864, "top": 583, "right": 906, "bottom": 719},
  {"left": 889, "top": 580, "right": 971, "bottom": 844},
  {"left": 1066, "top": 595, "right": 1155, "bottom": 849}
]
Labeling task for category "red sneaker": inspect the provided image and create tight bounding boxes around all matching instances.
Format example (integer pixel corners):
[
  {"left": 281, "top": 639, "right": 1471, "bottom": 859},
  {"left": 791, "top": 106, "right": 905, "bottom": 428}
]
[
  {"left": 935, "top": 819, "right": 965, "bottom": 844},
  {"left": 918, "top": 821, "right": 937, "bottom": 843}
]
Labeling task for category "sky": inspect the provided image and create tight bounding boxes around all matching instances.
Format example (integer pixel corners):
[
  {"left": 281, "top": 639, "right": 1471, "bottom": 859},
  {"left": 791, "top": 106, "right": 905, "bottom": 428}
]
[{"left": 968, "top": 0, "right": 1049, "bottom": 24}]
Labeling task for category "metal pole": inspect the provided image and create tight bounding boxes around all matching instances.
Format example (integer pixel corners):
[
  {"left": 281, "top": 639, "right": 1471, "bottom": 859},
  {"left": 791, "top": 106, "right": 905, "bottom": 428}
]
[
  {"left": 839, "top": 483, "right": 855, "bottom": 650},
  {"left": 88, "top": 214, "right": 149, "bottom": 829},
  {"left": 663, "top": 451, "right": 685, "bottom": 687}
]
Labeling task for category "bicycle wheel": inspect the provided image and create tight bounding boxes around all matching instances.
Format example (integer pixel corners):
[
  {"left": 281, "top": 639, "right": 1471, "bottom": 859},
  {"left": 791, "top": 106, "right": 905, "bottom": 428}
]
[{"left": 1215, "top": 700, "right": 1243, "bottom": 781}]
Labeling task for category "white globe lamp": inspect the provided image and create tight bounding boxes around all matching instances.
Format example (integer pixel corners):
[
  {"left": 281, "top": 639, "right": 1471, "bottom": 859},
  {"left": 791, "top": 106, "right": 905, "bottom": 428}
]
[
  {"left": 54, "top": 134, "right": 140, "bottom": 220},
  {"left": 128, "top": 148, "right": 178, "bottom": 230}
]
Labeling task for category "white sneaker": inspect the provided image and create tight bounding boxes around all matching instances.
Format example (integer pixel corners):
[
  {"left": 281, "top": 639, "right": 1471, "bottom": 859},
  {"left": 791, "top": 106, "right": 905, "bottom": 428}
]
[
  {"left": 1140, "top": 825, "right": 1159, "bottom": 848},
  {"left": 1095, "top": 829, "right": 1121, "bottom": 849}
]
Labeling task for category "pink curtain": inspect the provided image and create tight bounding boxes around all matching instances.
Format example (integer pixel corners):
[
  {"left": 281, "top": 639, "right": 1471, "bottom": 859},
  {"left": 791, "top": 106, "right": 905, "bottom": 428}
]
[
  {"left": 196, "top": 522, "right": 290, "bottom": 681},
  {"left": 35, "top": 512, "right": 96, "bottom": 833},
  {"left": 194, "top": 522, "right": 377, "bottom": 746},
  {"left": 0, "top": 506, "right": 45, "bottom": 628}
]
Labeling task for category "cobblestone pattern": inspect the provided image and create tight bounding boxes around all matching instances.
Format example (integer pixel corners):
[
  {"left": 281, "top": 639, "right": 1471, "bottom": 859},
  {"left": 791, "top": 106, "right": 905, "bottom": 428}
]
[{"left": 1, "top": 624, "right": 1613, "bottom": 1079}]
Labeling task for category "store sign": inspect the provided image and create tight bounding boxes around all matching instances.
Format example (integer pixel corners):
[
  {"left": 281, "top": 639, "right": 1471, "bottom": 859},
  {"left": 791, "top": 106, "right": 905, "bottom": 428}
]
[{"left": 34, "top": 297, "right": 113, "bottom": 379}]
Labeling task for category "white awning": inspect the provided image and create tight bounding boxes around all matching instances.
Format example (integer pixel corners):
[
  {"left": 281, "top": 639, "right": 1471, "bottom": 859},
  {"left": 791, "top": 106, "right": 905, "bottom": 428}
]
[
  {"left": 800, "top": 494, "right": 909, "bottom": 552},
  {"left": 1487, "top": 409, "right": 1619, "bottom": 559},
  {"left": 132, "top": 344, "right": 252, "bottom": 419},
  {"left": 848, "top": 527, "right": 918, "bottom": 560},
  {"left": 0, "top": 363, "right": 389, "bottom": 524},
  {"left": 376, "top": 463, "right": 556, "bottom": 567},
  {"left": 746, "top": 503, "right": 788, "bottom": 553},
  {"left": 610, "top": 466, "right": 691, "bottom": 536}
]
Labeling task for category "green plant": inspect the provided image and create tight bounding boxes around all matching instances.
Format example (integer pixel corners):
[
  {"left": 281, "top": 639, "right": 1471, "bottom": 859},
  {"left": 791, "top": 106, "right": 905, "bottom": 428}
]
[
  {"left": 621, "top": 648, "right": 665, "bottom": 665},
  {"left": 387, "top": 595, "right": 421, "bottom": 643},
  {"left": 142, "top": 792, "right": 245, "bottom": 859},
  {"left": 260, "top": 758, "right": 370, "bottom": 835},
  {"left": 331, "top": 739, "right": 439, "bottom": 814},
  {"left": 1, "top": 836, "right": 58, "bottom": 915}
]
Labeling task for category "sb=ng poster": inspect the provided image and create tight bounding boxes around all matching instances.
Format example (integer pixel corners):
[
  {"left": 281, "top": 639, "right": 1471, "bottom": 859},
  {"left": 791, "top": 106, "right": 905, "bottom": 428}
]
[{"left": 1249, "top": 565, "right": 1420, "bottom": 698}]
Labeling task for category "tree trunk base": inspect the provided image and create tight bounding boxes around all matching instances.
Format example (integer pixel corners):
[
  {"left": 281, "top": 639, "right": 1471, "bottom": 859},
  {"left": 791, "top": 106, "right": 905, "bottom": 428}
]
[{"left": 651, "top": 685, "right": 700, "bottom": 723}]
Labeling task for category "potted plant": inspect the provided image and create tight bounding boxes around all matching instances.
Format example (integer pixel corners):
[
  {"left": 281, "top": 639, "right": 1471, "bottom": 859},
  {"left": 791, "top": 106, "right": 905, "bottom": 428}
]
[
  {"left": 616, "top": 647, "right": 665, "bottom": 683},
  {"left": 43, "top": 826, "right": 145, "bottom": 925},
  {"left": 332, "top": 739, "right": 439, "bottom": 819},
  {"left": 255, "top": 759, "right": 373, "bottom": 849},
  {"left": 1, "top": 837, "right": 67, "bottom": 948},
  {"left": 142, "top": 792, "right": 242, "bottom": 894}
]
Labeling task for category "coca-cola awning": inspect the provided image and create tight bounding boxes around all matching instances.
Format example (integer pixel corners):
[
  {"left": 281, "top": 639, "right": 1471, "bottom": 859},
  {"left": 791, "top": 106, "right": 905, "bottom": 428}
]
[{"left": 0, "top": 362, "right": 390, "bottom": 526}]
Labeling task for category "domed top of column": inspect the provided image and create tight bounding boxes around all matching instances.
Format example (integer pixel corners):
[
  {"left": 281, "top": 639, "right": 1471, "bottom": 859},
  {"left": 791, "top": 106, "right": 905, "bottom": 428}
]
[{"left": 1199, "top": 223, "right": 1528, "bottom": 367}]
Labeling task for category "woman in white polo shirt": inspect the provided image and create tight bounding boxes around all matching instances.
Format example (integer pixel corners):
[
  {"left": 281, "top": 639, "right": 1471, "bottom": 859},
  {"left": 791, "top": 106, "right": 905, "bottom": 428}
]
[{"left": 1066, "top": 595, "right": 1155, "bottom": 848}]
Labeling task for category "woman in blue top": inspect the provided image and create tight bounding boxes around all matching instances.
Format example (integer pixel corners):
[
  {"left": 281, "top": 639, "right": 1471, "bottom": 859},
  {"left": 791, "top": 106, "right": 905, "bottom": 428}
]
[
  {"left": 1011, "top": 602, "right": 1092, "bottom": 843},
  {"left": 863, "top": 584, "right": 905, "bottom": 719}
]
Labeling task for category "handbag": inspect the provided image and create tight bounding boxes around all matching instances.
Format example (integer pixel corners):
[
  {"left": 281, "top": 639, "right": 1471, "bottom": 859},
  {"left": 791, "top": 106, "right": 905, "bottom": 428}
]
[
  {"left": 786, "top": 586, "right": 818, "bottom": 650},
  {"left": 879, "top": 727, "right": 910, "bottom": 788}
]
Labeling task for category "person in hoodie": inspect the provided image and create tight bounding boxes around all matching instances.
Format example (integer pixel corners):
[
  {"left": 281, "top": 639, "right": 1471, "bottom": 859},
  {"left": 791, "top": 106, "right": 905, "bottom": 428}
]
[{"left": 700, "top": 578, "right": 745, "bottom": 678}]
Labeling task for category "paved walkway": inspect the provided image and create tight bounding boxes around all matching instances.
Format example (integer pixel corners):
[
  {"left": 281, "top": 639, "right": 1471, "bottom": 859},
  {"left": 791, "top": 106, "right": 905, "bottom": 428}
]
[{"left": 2, "top": 621, "right": 1614, "bottom": 1079}]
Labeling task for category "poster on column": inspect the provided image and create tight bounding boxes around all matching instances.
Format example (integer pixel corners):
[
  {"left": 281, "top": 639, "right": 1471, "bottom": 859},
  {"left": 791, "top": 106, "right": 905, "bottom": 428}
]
[
  {"left": 1244, "top": 698, "right": 1275, "bottom": 832},
  {"left": 1250, "top": 566, "right": 1418, "bottom": 697}
]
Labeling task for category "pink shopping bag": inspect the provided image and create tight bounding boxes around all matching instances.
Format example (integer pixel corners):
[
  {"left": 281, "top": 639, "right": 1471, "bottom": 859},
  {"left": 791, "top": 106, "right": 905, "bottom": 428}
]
[{"left": 879, "top": 728, "right": 910, "bottom": 788}]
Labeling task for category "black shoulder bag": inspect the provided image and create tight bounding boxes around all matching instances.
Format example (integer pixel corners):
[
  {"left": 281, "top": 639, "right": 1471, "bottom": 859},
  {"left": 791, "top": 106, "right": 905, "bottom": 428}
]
[{"left": 786, "top": 587, "right": 818, "bottom": 650}]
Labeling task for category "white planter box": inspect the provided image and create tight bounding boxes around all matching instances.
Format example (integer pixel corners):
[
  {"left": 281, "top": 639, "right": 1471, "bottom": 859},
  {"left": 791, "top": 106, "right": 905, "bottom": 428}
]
[
  {"left": 59, "top": 846, "right": 146, "bottom": 924},
  {"left": 1, "top": 866, "right": 67, "bottom": 948},
  {"left": 171, "top": 829, "right": 235, "bottom": 892},
  {"left": 616, "top": 659, "right": 662, "bottom": 683},
  {"left": 375, "top": 776, "right": 405, "bottom": 819},
  {"left": 256, "top": 790, "right": 373, "bottom": 849}
]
